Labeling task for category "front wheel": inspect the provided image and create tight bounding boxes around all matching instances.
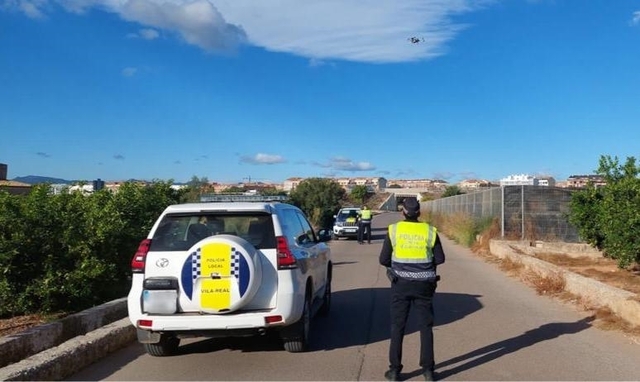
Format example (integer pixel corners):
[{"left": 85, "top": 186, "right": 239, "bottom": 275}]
[
  {"left": 281, "top": 294, "right": 311, "bottom": 352},
  {"left": 143, "top": 333, "right": 180, "bottom": 356}
]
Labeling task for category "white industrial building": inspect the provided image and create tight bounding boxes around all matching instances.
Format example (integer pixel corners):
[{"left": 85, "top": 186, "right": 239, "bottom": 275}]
[{"left": 499, "top": 174, "right": 539, "bottom": 186}]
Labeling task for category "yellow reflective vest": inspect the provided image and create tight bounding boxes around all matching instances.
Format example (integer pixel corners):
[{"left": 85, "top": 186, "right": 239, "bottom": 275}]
[
  {"left": 360, "top": 209, "right": 372, "bottom": 221},
  {"left": 388, "top": 221, "right": 438, "bottom": 280}
]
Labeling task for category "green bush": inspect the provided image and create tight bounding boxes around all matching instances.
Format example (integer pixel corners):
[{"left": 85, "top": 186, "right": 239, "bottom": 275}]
[
  {"left": 288, "top": 178, "right": 346, "bottom": 228},
  {"left": 0, "top": 181, "right": 183, "bottom": 317},
  {"left": 568, "top": 155, "right": 640, "bottom": 268}
]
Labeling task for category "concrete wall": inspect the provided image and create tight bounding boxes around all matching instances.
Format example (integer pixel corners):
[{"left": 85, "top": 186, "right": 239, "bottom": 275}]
[
  {"left": 0, "top": 298, "right": 128, "bottom": 368},
  {"left": 489, "top": 240, "right": 640, "bottom": 327}
]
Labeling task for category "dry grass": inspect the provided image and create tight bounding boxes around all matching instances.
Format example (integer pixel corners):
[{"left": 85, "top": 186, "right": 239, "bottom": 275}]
[
  {"left": 468, "top": 218, "right": 640, "bottom": 339},
  {"left": 471, "top": 217, "right": 501, "bottom": 255},
  {"left": 497, "top": 256, "right": 525, "bottom": 275},
  {"left": 534, "top": 253, "right": 640, "bottom": 295},
  {"left": 521, "top": 269, "right": 566, "bottom": 296}
]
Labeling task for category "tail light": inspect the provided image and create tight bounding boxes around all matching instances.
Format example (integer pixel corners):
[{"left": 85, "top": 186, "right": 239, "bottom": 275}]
[
  {"left": 276, "top": 236, "right": 297, "bottom": 269},
  {"left": 131, "top": 239, "right": 151, "bottom": 273}
]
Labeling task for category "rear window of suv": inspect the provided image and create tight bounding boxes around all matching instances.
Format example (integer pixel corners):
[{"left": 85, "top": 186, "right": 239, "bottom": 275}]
[{"left": 149, "top": 212, "right": 276, "bottom": 251}]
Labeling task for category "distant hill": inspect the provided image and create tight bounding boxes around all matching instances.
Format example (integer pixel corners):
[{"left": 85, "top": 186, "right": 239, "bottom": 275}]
[{"left": 11, "top": 175, "right": 73, "bottom": 185}]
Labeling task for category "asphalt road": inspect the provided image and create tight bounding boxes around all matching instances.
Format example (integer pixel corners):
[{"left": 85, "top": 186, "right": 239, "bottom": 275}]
[{"left": 69, "top": 212, "right": 640, "bottom": 381}]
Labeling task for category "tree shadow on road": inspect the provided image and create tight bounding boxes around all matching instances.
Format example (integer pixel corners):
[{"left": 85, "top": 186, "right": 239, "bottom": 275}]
[{"left": 434, "top": 315, "right": 595, "bottom": 380}]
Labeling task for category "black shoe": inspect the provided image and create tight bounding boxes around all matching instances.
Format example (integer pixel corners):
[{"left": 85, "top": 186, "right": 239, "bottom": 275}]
[
  {"left": 422, "top": 370, "right": 435, "bottom": 381},
  {"left": 384, "top": 369, "right": 400, "bottom": 381}
]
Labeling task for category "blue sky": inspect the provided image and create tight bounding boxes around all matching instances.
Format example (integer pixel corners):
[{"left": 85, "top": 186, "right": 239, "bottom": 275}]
[{"left": 1, "top": 0, "right": 639, "bottom": 184}]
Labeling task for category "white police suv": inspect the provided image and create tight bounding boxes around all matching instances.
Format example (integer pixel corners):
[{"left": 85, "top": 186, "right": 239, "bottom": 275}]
[
  {"left": 332, "top": 207, "right": 361, "bottom": 240},
  {"left": 127, "top": 195, "right": 332, "bottom": 356}
]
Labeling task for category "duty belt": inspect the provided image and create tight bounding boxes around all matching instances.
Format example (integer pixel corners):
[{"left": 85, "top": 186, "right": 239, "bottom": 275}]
[{"left": 393, "top": 269, "right": 437, "bottom": 280}]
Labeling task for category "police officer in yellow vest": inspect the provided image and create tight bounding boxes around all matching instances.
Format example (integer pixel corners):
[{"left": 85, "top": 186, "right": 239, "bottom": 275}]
[
  {"left": 358, "top": 205, "right": 373, "bottom": 244},
  {"left": 379, "top": 197, "right": 445, "bottom": 381}
]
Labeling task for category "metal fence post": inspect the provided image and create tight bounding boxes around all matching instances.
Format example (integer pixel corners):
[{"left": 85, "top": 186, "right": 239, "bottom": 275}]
[
  {"left": 521, "top": 185, "right": 525, "bottom": 241},
  {"left": 501, "top": 186, "right": 505, "bottom": 238}
]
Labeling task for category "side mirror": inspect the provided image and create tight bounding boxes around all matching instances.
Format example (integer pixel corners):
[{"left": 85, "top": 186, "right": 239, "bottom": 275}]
[{"left": 316, "top": 228, "right": 333, "bottom": 242}]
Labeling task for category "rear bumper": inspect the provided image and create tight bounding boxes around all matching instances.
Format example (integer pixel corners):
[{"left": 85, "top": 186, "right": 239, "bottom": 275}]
[
  {"left": 128, "top": 283, "right": 305, "bottom": 335},
  {"left": 135, "top": 312, "right": 283, "bottom": 339}
]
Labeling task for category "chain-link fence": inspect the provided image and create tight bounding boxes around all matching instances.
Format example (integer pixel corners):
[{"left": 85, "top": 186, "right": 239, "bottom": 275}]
[{"left": 422, "top": 186, "right": 581, "bottom": 242}]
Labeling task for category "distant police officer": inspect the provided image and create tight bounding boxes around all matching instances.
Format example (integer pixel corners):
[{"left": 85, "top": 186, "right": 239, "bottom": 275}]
[
  {"left": 358, "top": 205, "right": 372, "bottom": 244},
  {"left": 379, "top": 197, "right": 446, "bottom": 381}
]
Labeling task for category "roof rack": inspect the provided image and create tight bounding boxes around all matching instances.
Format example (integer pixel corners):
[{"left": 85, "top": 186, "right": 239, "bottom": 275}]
[{"left": 199, "top": 194, "right": 288, "bottom": 203}]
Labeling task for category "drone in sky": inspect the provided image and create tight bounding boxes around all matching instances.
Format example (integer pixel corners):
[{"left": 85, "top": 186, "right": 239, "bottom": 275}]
[{"left": 407, "top": 37, "right": 425, "bottom": 44}]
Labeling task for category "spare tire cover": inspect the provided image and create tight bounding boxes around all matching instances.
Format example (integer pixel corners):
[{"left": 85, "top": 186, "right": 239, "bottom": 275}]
[{"left": 184, "top": 235, "right": 262, "bottom": 314}]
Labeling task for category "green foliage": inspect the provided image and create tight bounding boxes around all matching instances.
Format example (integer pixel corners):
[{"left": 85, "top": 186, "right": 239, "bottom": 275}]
[
  {"left": 569, "top": 155, "right": 640, "bottom": 268},
  {"left": 0, "top": 181, "right": 183, "bottom": 317},
  {"left": 569, "top": 186, "right": 605, "bottom": 249},
  {"left": 419, "top": 193, "right": 437, "bottom": 202},
  {"left": 349, "top": 185, "right": 369, "bottom": 205},
  {"left": 183, "top": 176, "right": 211, "bottom": 202},
  {"left": 259, "top": 187, "right": 287, "bottom": 196},
  {"left": 441, "top": 185, "right": 464, "bottom": 198},
  {"left": 288, "top": 178, "right": 346, "bottom": 228}
]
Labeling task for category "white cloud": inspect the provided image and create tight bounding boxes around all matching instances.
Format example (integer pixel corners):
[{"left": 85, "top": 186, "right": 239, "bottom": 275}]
[
  {"left": 632, "top": 11, "right": 640, "bottom": 26},
  {"left": 2, "top": 0, "right": 48, "bottom": 18},
  {"left": 122, "top": 67, "right": 138, "bottom": 77},
  {"left": 329, "top": 157, "right": 376, "bottom": 171},
  {"left": 127, "top": 28, "right": 160, "bottom": 40},
  {"left": 9, "top": 0, "right": 246, "bottom": 52},
  {"left": 5, "top": 0, "right": 490, "bottom": 63},
  {"left": 240, "top": 153, "right": 286, "bottom": 165},
  {"left": 214, "top": 0, "right": 486, "bottom": 63},
  {"left": 139, "top": 28, "right": 159, "bottom": 39}
]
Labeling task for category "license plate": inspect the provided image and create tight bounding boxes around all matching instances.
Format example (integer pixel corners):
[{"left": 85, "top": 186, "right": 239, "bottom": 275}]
[{"left": 346, "top": 228, "right": 356, "bottom": 233}]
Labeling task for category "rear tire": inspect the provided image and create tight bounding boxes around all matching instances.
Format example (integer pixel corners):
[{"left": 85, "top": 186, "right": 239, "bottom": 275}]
[
  {"left": 143, "top": 333, "right": 180, "bottom": 357},
  {"left": 318, "top": 278, "right": 331, "bottom": 316},
  {"left": 281, "top": 294, "right": 311, "bottom": 352}
]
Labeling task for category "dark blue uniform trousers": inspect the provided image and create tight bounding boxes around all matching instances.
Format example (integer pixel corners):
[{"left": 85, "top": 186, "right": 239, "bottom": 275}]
[{"left": 389, "top": 278, "right": 437, "bottom": 373}]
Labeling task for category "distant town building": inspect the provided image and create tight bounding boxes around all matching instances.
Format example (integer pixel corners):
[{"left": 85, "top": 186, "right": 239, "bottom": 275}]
[
  {"left": 0, "top": 163, "right": 32, "bottom": 195},
  {"left": 93, "top": 178, "right": 105, "bottom": 191},
  {"left": 283, "top": 177, "right": 304, "bottom": 192},
  {"left": 387, "top": 178, "right": 449, "bottom": 192},
  {"left": 459, "top": 179, "right": 493, "bottom": 190},
  {"left": 69, "top": 184, "right": 94, "bottom": 194},
  {"left": 500, "top": 174, "right": 538, "bottom": 186},
  {"left": 283, "top": 177, "right": 387, "bottom": 193},
  {"left": 347, "top": 177, "right": 387, "bottom": 192},
  {"left": 566, "top": 175, "right": 606, "bottom": 188},
  {"left": 537, "top": 176, "right": 556, "bottom": 187}
]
